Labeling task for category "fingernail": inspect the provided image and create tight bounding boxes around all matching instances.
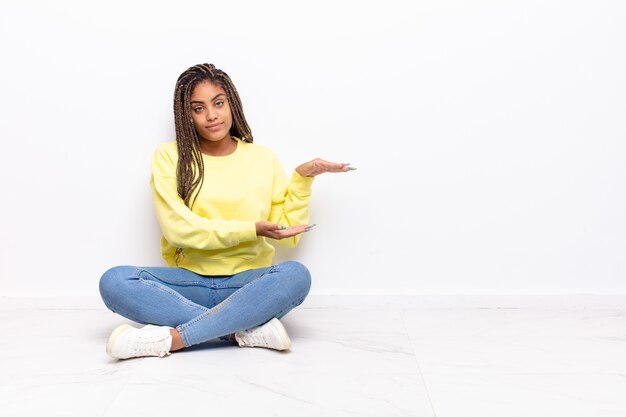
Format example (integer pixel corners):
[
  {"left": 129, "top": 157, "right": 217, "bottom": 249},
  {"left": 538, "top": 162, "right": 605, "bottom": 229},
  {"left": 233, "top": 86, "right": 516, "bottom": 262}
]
[
  {"left": 304, "top": 224, "right": 317, "bottom": 232},
  {"left": 347, "top": 167, "right": 357, "bottom": 171}
]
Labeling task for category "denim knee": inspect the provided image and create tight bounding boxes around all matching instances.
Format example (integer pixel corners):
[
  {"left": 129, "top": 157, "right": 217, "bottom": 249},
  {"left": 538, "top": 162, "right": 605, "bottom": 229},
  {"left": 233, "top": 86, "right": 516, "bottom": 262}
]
[
  {"left": 99, "top": 265, "right": 136, "bottom": 310},
  {"left": 279, "top": 261, "right": 312, "bottom": 301}
]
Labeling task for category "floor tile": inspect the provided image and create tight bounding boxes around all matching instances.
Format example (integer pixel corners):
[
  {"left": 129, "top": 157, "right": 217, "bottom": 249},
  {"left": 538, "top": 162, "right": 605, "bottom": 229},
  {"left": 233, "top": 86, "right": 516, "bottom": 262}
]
[
  {"left": 422, "top": 373, "right": 626, "bottom": 417},
  {"left": 102, "top": 371, "right": 433, "bottom": 417},
  {"left": 402, "top": 309, "right": 626, "bottom": 375}
]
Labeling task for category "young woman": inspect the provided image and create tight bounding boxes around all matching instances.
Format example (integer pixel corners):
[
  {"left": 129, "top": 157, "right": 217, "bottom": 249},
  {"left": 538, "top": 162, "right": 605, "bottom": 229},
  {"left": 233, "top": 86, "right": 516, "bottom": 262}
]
[{"left": 99, "top": 63, "right": 354, "bottom": 360}]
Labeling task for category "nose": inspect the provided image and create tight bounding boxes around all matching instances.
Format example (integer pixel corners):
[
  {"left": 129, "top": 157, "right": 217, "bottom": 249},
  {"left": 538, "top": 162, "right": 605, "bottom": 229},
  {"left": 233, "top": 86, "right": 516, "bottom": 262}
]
[{"left": 205, "top": 106, "right": 218, "bottom": 121}]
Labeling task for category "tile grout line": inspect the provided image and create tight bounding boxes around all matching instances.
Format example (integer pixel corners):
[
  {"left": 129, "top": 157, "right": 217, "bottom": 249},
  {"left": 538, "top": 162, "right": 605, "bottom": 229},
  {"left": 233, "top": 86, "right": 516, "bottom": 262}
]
[{"left": 400, "top": 309, "right": 439, "bottom": 417}]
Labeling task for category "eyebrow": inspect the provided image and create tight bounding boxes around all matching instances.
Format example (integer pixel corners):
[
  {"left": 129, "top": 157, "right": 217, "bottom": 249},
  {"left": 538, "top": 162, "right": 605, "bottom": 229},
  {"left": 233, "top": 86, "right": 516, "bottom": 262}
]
[{"left": 190, "top": 93, "right": 226, "bottom": 104}]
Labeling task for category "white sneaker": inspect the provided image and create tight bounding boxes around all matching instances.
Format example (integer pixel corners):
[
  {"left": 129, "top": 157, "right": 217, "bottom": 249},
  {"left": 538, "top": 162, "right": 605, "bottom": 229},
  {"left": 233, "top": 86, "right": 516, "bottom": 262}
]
[
  {"left": 106, "top": 324, "right": 173, "bottom": 359},
  {"left": 234, "top": 318, "right": 292, "bottom": 351}
]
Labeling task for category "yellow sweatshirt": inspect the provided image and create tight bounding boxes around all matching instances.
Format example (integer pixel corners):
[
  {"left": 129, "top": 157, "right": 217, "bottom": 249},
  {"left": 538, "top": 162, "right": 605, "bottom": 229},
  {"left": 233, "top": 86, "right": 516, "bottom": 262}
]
[{"left": 149, "top": 138, "right": 314, "bottom": 275}]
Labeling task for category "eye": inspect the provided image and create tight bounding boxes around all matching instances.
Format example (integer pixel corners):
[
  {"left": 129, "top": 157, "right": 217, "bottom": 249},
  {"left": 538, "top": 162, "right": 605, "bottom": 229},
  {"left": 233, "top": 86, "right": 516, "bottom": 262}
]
[
  {"left": 193, "top": 106, "right": 203, "bottom": 113},
  {"left": 215, "top": 101, "right": 224, "bottom": 107}
]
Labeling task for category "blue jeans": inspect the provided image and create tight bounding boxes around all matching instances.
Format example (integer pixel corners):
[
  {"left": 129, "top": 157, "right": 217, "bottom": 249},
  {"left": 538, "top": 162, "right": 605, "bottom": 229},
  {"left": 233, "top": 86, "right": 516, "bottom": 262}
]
[{"left": 98, "top": 261, "right": 311, "bottom": 348}]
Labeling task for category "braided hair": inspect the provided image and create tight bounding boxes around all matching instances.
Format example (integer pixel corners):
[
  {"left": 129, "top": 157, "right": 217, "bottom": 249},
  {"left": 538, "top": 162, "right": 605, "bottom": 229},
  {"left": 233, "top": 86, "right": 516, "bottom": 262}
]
[{"left": 172, "top": 63, "right": 253, "bottom": 264}]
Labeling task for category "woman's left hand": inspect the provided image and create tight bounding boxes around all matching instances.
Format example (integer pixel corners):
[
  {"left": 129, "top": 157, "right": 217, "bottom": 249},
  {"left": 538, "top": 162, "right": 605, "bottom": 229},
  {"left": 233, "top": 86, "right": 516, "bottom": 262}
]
[{"left": 295, "top": 158, "right": 355, "bottom": 177}]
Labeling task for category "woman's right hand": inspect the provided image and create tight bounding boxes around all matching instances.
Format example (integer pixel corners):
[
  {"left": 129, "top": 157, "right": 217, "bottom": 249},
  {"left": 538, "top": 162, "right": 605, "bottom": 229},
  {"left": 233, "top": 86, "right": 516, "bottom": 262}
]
[{"left": 255, "top": 221, "right": 309, "bottom": 240}]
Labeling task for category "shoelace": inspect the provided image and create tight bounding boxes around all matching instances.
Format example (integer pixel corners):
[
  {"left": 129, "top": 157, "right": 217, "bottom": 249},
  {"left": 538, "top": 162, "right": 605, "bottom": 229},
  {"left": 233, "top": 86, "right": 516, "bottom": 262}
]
[
  {"left": 239, "top": 331, "right": 269, "bottom": 347},
  {"left": 132, "top": 334, "right": 171, "bottom": 357}
]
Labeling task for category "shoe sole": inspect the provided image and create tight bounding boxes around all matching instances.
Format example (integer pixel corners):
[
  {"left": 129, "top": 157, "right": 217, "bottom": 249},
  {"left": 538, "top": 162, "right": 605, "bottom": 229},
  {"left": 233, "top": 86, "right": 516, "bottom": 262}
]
[
  {"left": 106, "top": 324, "right": 133, "bottom": 358},
  {"left": 269, "top": 318, "right": 292, "bottom": 351}
]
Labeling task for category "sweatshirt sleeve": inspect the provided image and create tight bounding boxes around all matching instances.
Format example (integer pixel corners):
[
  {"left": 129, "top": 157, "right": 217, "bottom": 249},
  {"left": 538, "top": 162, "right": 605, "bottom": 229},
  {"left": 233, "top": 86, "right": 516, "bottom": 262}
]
[
  {"left": 268, "top": 154, "right": 314, "bottom": 248},
  {"left": 149, "top": 145, "right": 258, "bottom": 250}
]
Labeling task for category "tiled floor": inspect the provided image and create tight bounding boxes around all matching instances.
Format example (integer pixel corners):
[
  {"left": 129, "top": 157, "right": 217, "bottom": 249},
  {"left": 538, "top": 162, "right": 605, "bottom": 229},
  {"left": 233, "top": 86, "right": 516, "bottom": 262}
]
[{"left": 0, "top": 301, "right": 625, "bottom": 416}]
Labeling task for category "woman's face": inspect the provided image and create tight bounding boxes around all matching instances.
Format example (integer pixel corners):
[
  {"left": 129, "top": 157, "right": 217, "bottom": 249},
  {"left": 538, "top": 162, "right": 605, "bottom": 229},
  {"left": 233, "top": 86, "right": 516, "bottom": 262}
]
[{"left": 190, "top": 81, "right": 233, "bottom": 143}]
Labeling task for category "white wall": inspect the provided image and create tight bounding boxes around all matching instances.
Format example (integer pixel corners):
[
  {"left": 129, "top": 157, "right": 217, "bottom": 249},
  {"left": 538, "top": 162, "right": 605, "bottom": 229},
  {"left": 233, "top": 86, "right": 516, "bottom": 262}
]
[{"left": 1, "top": 0, "right": 624, "bottom": 295}]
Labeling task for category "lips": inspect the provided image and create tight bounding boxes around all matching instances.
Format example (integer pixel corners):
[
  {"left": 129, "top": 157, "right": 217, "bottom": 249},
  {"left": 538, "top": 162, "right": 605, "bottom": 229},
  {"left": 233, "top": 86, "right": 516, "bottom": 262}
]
[{"left": 205, "top": 122, "right": 223, "bottom": 130}]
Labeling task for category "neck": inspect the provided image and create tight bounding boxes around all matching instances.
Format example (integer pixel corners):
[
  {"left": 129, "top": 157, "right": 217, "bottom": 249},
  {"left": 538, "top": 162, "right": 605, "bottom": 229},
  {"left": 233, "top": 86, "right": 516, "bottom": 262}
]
[{"left": 199, "top": 137, "right": 237, "bottom": 157}]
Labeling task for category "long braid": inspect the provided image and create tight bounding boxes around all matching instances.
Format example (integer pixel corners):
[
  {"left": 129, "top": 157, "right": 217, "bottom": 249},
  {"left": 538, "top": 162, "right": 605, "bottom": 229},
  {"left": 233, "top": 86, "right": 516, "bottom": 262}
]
[{"left": 171, "top": 63, "right": 254, "bottom": 265}]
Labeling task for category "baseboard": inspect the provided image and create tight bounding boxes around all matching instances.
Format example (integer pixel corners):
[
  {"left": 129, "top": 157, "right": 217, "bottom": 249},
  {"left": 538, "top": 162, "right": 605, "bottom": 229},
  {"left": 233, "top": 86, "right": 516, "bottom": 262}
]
[
  {"left": 302, "top": 293, "right": 626, "bottom": 309},
  {"left": 1, "top": 291, "right": 625, "bottom": 310}
]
